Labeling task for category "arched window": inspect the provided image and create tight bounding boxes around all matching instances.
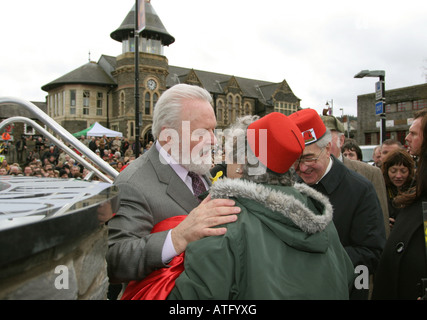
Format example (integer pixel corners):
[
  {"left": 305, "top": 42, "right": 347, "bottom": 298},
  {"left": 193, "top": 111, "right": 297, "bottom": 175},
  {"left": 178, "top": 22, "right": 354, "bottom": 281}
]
[
  {"left": 216, "top": 99, "right": 224, "bottom": 124},
  {"left": 226, "top": 94, "right": 243, "bottom": 124},
  {"left": 244, "top": 102, "right": 252, "bottom": 115},
  {"left": 145, "top": 92, "right": 150, "bottom": 114},
  {"left": 227, "top": 94, "right": 233, "bottom": 124},
  {"left": 235, "top": 95, "right": 242, "bottom": 117}
]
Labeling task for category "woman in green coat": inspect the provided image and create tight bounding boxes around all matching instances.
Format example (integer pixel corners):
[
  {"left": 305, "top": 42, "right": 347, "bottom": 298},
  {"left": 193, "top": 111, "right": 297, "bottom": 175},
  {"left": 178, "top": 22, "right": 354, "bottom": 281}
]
[{"left": 168, "top": 113, "right": 355, "bottom": 300}]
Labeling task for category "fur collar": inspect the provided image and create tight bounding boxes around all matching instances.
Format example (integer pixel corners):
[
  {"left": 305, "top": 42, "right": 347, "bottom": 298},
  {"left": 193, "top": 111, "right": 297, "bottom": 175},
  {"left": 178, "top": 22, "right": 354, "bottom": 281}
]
[{"left": 209, "top": 178, "right": 333, "bottom": 234}]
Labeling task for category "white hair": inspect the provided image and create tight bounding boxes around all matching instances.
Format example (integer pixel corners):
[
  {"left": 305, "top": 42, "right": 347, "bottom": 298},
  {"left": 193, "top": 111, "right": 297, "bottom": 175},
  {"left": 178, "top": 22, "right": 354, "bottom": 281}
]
[
  {"left": 152, "top": 84, "right": 213, "bottom": 140},
  {"left": 316, "top": 129, "right": 332, "bottom": 149}
]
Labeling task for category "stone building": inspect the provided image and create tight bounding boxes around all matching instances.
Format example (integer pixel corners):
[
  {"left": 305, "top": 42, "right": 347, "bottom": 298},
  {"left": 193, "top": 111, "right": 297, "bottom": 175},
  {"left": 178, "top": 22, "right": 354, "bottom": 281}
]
[
  {"left": 41, "top": 1, "right": 301, "bottom": 145},
  {"left": 356, "top": 83, "right": 427, "bottom": 145}
]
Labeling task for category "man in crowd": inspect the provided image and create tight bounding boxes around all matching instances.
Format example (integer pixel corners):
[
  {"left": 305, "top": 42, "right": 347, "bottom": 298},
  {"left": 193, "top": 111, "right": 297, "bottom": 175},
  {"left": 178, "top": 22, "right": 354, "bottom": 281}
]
[
  {"left": 320, "top": 115, "right": 389, "bottom": 237},
  {"left": 107, "top": 84, "right": 240, "bottom": 285},
  {"left": 289, "top": 109, "right": 386, "bottom": 299},
  {"left": 372, "top": 146, "right": 382, "bottom": 167},
  {"left": 380, "top": 139, "right": 403, "bottom": 164}
]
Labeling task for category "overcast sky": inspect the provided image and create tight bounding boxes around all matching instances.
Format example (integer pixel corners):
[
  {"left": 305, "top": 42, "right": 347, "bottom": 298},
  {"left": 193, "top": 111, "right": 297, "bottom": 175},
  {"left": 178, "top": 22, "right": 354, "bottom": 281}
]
[{"left": 1, "top": 0, "right": 426, "bottom": 116}]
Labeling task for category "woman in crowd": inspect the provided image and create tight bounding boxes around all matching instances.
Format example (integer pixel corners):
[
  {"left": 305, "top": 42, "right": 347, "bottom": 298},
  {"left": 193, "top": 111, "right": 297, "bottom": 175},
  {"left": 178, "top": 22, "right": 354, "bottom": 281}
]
[{"left": 381, "top": 148, "right": 415, "bottom": 222}]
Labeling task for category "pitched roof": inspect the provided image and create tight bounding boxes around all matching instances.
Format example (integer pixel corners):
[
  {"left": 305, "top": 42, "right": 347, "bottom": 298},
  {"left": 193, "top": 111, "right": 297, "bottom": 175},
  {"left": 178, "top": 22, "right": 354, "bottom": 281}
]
[
  {"left": 41, "top": 61, "right": 116, "bottom": 92},
  {"left": 110, "top": 2, "right": 175, "bottom": 46},
  {"left": 167, "top": 65, "right": 282, "bottom": 104}
]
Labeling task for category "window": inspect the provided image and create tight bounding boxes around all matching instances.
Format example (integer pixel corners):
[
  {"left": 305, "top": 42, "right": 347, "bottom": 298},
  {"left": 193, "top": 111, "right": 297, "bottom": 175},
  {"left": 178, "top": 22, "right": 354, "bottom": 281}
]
[
  {"left": 218, "top": 108, "right": 223, "bottom": 122},
  {"left": 385, "top": 103, "right": 396, "bottom": 113},
  {"left": 97, "top": 92, "right": 103, "bottom": 116},
  {"left": 397, "top": 101, "right": 411, "bottom": 112},
  {"left": 244, "top": 102, "right": 252, "bottom": 115},
  {"left": 130, "top": 121, "right": 135, "bottom": 137},
  {"left": 57, "top": 92, "right": 62, "bottom": 116},
  {"left": 54, "top": 93, "right": 58, "bottom": 117},
  {"left": 120, "top": 91, "right": 125, "bottom": 116},
  {"left": 141, "top": 38, "right": 163, "bottom": 55},
  {"left": 129, "top": 38, "right": 135, "bottom": 52},
  {"left": 48, "top": 95, "right": 52, "bottom": 116},
  {"left": 216, "top": 99, "right": 224, "bottom": 123},
  {"left": 62, "top": 91, "right": 65, "bottom": 115},
  {"left": 83, "top": 91, "right": 90, "bottom": 115},
  {"left": 145, "top": 92, "right": 150, "bottom": 114},
  {"left": 227, "top": 95, "right": 233, "bottom": 124},
  {"left": 413, "top": 99, "right": 427, "bottom": 110},
  {"left": 364, "top": 133, "right": 372, "bottom": 145},
  {"left": 70, "top": 90, "right": 76, "bottom": 115},
  {"left": 235, "top": 96, "right": 242, "bottom": 117},
  {"left": 274, "top": 101, "right": 297, "bottom": 115},
  {"left": 24, "top": 123, "right": 35, "bottom": 135}
]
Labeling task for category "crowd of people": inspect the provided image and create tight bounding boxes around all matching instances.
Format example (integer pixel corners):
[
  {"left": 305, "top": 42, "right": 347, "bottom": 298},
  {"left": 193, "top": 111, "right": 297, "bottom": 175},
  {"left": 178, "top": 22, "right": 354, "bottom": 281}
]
[{"left": 0, "top": 134, "right": 153, "bottom": 179}]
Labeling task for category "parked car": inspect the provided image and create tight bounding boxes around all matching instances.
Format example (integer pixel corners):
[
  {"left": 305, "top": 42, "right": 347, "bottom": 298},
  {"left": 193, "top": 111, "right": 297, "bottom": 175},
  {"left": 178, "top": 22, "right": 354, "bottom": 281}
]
[{"left": 360, "top": 145, "right": 378, "bottom": 165}]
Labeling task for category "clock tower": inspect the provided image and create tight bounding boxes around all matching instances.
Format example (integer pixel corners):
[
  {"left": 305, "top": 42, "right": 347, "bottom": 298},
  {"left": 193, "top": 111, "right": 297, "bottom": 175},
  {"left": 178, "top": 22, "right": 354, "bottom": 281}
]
[{"left": 110, "top": 0, "right": 174, "bottom": 145}]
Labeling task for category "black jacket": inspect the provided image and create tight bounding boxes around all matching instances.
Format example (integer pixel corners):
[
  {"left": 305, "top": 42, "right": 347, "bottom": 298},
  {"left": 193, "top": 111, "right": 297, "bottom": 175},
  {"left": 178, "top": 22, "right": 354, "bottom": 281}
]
[{"left": 372, "top": 197, "right": 427, "bottom": 300}]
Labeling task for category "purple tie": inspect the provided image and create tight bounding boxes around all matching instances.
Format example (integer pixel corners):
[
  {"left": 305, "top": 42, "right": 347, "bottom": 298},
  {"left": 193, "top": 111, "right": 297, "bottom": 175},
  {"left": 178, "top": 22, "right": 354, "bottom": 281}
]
[{"left": 188, "top": 171, "right": 207, "bottom": 201}]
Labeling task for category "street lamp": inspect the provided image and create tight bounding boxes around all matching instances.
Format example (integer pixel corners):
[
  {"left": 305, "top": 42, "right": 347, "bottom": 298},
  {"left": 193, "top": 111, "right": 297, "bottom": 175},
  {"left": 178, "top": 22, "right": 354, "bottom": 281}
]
[{"left": 354, "top": 70, "right": 386, "bottom": 144}]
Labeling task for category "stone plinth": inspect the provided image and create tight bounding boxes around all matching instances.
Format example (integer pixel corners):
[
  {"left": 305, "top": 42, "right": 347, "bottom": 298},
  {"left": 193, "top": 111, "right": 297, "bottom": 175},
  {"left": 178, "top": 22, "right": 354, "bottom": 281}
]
[{"left": 0, "top": 177, "right": 119, "bottom": 300}]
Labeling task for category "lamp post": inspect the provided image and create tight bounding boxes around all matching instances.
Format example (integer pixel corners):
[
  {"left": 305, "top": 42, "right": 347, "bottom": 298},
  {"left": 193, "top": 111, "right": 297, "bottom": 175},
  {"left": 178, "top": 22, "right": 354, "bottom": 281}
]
[{"left": 354, "top": 69, "right": 386, "bottom": 144}]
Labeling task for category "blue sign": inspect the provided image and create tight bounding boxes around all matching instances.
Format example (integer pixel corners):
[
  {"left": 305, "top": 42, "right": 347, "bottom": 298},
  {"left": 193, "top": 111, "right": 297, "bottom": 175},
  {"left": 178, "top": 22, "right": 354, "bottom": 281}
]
[{"left": 375, "top": 101, "right": 384, "bottom": 115}]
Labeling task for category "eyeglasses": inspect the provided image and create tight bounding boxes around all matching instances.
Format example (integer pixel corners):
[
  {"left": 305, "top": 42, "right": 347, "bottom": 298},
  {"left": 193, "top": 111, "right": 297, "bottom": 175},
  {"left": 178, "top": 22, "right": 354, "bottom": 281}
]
[{"left": 294, "top": 148, "right": 325, "bottom": 168}]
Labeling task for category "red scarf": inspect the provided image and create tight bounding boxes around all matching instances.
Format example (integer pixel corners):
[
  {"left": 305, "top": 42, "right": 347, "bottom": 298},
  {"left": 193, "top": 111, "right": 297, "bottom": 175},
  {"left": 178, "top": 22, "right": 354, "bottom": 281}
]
[{"left": 120, "top": 215, "right": 186, "bottom": 300}]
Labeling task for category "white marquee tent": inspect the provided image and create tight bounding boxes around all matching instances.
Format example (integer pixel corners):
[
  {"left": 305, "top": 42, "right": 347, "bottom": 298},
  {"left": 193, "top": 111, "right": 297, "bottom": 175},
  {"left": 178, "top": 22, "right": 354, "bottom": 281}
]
[{"left": 73, "top": 122, "right": 123, "bottom": 138}]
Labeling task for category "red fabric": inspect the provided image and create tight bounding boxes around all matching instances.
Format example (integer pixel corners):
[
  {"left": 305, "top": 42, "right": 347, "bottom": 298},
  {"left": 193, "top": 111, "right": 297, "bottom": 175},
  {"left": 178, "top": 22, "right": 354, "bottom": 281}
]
[{"left": 120, "top": 215, "right": 186, "bottom": 300}]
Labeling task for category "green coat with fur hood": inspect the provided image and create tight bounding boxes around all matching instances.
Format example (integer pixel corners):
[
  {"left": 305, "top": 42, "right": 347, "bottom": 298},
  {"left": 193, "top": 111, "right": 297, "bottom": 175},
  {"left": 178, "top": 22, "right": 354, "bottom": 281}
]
[{"left": 168, "top": 178, "right": 355, "bottom": 300}]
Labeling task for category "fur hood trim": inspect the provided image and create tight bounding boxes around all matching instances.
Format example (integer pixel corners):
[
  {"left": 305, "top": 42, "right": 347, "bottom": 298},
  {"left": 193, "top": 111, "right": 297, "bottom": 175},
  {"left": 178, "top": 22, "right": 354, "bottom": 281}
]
[{"left": 209, "top": 178, "right": 333, "bottom": 234}]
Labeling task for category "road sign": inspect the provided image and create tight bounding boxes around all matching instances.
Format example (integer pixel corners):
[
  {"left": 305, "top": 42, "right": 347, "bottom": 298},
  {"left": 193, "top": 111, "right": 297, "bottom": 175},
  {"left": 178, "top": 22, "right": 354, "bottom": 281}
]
[
  {"left": 375, "top": 81, "right": 383, "bottom": 100},
  {"left": 375, "top": 101, "right": 384, "bottom": 115}
]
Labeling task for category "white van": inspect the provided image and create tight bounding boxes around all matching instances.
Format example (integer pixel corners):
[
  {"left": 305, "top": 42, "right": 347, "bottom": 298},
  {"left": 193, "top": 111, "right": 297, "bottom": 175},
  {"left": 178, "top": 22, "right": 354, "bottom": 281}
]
[{"left": 360, "top": 145, "right": 378, "bottom": 165}]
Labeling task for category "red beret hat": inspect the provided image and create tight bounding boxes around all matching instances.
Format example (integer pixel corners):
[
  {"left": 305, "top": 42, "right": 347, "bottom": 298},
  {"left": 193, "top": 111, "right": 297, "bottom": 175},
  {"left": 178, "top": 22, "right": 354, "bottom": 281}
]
[
  {"left": 288, "top": 109, "right": 327, "bottom": 145},
  {"left": 247, "top": 112, "right": 305, "bottom": 173}
]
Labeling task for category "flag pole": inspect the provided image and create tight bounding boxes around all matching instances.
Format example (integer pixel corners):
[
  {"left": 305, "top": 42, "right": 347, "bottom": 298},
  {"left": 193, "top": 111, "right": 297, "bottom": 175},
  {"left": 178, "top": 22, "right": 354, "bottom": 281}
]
[{"left": 134, "top": 0, "right": 141, "bottom": 157}]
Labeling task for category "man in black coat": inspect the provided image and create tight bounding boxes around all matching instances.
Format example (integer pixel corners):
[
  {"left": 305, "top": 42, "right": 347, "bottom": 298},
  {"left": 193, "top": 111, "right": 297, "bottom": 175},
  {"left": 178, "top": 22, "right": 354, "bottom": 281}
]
[{"left": 289, "top": 109, "right": 386, "bottom": 299}]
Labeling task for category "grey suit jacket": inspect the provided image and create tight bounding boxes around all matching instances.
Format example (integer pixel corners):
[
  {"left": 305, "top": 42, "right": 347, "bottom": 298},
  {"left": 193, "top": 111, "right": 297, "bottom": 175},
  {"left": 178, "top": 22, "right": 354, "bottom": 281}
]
[
  {"left": 342, "top": 156, "right": 390, "bottom": 238},
  {"left": 106, "top": 145, "right": 211, "bottom": 283}
]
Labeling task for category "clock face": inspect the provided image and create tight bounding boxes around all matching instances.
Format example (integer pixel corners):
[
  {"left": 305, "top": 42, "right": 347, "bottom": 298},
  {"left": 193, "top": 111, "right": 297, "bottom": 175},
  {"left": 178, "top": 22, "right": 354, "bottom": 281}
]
[{"left": 147, "top": 79, "right": 157, "bottom": 90}]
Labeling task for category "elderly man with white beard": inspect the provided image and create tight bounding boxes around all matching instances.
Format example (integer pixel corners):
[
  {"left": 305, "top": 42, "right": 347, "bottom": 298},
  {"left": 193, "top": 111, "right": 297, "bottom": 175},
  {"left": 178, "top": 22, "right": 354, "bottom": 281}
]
[{"left": 107, "top": 84, "right": 241, "bottom": 286}]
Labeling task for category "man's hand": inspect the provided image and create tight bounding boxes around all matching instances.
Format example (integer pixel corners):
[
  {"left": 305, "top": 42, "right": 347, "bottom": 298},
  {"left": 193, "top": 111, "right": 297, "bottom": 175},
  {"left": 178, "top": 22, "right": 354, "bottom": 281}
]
[{"left": 171, "top": 194, "right": 240, "bottom": 255}]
